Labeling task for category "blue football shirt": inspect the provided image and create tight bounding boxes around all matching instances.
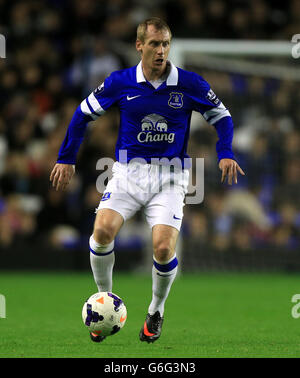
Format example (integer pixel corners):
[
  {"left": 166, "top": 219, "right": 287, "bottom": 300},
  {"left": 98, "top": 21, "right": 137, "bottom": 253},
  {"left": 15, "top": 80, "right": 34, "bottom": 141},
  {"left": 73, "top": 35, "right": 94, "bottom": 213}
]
[{"left": 57, "top": 61, "right": 233, "bottom": 166}]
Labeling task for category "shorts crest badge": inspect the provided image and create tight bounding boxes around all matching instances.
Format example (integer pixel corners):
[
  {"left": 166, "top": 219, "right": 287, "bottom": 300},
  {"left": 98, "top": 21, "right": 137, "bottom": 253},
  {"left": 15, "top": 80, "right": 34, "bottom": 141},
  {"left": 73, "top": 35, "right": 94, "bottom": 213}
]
[{"left": 168, "top": 92, "right": 183, "bottom": 109}]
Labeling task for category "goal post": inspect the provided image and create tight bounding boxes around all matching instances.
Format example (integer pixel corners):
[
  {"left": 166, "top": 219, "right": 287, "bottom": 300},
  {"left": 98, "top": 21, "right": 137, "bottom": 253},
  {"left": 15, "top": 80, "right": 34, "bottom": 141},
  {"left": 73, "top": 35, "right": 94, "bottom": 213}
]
[
  {"left": 167, "top": 38, "right": 300, "bottom": 272},
  {"left": 169, "top": 39, "right": 299, "bottom": 81},
  {"left": 169, "top": 39, "right": 292, "bottom": 59}
]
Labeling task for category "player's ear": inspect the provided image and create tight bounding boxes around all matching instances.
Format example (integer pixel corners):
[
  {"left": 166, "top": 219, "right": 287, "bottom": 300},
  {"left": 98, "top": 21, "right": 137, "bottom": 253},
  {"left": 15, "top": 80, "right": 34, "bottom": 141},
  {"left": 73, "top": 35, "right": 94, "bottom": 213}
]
[{"left": 136, "top": 39, "right": 143, "bottom": 54}]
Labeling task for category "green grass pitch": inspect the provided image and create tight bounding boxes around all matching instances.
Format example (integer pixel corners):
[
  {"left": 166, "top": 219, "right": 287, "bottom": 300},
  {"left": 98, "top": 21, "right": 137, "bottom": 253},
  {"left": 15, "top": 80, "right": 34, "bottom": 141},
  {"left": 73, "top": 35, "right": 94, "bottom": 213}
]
[{"left": 0, "top": 271, "right": 299, "bottom": 358}]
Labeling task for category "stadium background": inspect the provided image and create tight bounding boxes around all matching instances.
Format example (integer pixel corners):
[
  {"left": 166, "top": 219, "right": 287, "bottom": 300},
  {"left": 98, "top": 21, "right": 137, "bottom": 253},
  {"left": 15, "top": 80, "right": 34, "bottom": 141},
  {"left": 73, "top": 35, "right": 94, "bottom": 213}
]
[
  {"left": 0, "top": 0, "right": 299, "bottom": 272},
  {"left": 0, "top": 0, "right": 300, "bottom": 359}
]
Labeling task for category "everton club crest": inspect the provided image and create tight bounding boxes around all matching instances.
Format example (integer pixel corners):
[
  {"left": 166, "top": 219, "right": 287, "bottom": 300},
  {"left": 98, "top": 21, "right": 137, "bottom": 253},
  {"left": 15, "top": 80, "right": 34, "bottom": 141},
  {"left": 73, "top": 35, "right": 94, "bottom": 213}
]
[{"left": 168, "top": 92, "right": 183, "bottom": 109}]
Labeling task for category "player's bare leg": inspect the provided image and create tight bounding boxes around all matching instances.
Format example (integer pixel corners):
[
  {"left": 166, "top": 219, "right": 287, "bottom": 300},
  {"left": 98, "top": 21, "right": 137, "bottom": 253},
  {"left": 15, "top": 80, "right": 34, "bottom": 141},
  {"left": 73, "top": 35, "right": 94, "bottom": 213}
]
[
  {"left": 152, "top": 224, "right": 178, "bottom": 262},
  {"left": 140, "top": 224, "right": 179, "bottom": 343},
  {"left": 93, "top": 208, "right": 124, "bottom": 245},
  {"left": 89, "top": 208, "right": 123, "bottom": 343}
]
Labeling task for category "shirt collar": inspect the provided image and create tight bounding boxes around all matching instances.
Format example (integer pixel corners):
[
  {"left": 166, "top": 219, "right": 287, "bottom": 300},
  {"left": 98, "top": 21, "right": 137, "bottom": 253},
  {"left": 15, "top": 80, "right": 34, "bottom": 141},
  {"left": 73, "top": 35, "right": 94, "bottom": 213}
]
[{"left": 136, "top": 61, "right": 178, "bottom": 86}]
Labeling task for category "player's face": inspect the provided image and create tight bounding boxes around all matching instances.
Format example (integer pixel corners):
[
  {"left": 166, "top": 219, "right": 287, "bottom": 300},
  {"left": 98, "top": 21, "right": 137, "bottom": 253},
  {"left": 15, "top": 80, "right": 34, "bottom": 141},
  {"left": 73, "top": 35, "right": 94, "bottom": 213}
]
[{"left": 136, "top": 25, "right": 171, "bottom": 74}]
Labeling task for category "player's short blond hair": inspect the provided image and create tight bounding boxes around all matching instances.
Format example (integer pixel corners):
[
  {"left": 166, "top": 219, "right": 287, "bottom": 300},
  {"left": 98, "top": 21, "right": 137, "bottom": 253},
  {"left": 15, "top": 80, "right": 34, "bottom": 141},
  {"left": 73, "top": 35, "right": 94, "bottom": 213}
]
[{"left": 136, "top": 17, "right": 172, "bottom": 43}]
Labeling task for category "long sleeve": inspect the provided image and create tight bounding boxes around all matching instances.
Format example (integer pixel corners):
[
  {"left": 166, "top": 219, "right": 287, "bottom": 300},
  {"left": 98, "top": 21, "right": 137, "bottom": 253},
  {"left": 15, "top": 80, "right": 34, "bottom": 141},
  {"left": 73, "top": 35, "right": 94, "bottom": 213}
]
[
  {"left": 56, "top": 73, "right": 118, "bottom": 164},
  {"left": 213, "top": 116, "right": 235, "bottom": 162},
  {"left": 57, "top": 106, "right": 92, "bottom": 164},
  {"left": 188, "top": 73, "right": 235, "bottom": 161}
]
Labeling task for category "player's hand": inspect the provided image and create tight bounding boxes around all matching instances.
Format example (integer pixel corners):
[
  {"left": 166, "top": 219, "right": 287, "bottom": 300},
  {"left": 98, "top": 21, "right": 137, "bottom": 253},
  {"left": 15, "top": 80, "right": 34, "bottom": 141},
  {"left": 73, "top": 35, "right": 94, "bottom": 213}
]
[
  {"left": 219, "top": 158, "right": 245, "bottom": 185},
  {"left": 49, "top": 163, "right": 75, "bottom": 191}
]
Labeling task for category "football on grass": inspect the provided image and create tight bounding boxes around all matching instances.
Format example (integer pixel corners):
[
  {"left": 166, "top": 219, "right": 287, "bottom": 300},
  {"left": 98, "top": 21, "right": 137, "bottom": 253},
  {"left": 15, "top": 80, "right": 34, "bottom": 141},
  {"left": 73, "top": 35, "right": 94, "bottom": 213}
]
[{"left": 82, "top": 292, "right": 127, "bottom": 337}]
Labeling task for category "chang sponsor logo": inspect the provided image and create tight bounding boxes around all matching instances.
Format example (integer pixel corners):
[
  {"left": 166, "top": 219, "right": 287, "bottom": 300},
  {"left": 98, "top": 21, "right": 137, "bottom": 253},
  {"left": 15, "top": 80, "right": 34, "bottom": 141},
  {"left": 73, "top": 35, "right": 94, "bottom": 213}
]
[
  {"left": 137, "top": 113, "right": 175, "bottom": 144},
  {"left": 137, "top": 132, "right": 175, "bottom": 143}
]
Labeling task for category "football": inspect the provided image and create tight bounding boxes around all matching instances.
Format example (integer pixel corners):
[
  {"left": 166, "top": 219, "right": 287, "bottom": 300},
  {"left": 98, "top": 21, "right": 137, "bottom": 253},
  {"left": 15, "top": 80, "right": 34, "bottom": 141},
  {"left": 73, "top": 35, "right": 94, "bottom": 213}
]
[{"left": 82, "top": 292, "right": 127, "bottom": 337}]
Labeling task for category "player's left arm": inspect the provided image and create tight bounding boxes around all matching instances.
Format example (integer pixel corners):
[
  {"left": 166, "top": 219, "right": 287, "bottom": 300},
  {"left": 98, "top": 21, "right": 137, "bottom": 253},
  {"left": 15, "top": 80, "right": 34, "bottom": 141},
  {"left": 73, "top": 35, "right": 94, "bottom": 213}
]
[
  {"left": 213, "top": 116, "right": 245, "bottom": 185},
  {"left": 219, "top": 157, "right": 245, "bottom": 185},
  {"left": 191, "top": 75, "right": 245, "bottom": 185}
]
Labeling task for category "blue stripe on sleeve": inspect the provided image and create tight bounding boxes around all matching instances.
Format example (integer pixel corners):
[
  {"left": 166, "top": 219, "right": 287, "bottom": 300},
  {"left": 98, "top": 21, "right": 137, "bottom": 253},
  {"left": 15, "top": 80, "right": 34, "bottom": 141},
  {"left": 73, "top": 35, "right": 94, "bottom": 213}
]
[{"left": 86, "top": 96, "right": 99, "bottom": 116}]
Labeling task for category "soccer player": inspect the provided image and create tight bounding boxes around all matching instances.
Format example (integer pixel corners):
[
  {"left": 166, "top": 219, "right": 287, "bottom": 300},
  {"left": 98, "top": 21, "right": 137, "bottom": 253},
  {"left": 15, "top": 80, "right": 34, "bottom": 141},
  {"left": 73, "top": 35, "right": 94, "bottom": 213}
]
[{"left": 50, "top": 17, "right": 245, "bottom": 343}]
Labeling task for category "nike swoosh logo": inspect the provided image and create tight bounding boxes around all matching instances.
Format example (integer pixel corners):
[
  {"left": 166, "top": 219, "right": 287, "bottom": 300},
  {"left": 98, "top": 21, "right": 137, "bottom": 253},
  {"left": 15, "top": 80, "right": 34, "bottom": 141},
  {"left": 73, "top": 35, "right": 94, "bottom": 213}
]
[
  {"left": 127, "top": 95, "right": 141, "bottom": 101},
  {"left": 157, "top": 272, "right": 174, "bottom": 277},
  {"left": 173, "top": 215, "right": 181, "bottom": 220},
  {"left": 143, "top": 322, "right": 155, "bottom": 337}
]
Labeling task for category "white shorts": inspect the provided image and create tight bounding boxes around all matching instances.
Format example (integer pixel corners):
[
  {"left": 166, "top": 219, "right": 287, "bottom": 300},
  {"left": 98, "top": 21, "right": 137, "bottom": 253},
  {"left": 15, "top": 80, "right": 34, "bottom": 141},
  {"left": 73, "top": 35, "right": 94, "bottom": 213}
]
[{"left": 96, "top": 161, "right": 189, "bottom": 231}]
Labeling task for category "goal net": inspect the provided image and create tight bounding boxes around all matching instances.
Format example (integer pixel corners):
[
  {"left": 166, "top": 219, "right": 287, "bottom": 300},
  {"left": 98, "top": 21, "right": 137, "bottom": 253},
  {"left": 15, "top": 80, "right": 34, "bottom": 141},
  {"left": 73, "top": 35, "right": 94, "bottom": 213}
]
[{"left": 168, "top": 39, "right": 300, "bottom": 272}]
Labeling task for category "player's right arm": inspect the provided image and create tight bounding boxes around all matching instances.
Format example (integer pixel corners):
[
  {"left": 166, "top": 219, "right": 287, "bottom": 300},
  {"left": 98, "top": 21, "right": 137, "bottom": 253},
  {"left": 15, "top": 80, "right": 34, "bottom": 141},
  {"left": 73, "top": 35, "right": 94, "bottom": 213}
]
[
  {"left": 49, "top": 104, "right": 95, "bottom": 191},
  {"left": 50, "top": 74, "right": 118, "bottom": 191}
]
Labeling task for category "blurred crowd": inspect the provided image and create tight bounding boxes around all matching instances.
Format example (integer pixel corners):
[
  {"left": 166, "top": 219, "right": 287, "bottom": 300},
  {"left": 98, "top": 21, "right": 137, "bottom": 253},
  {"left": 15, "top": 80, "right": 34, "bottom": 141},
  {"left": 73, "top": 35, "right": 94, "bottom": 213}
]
[
  {"left": 0, "top": 0, "right": 299, "bottom": 262},
  {"left": 184, "top": 74, "right": 300, "bottom": 256}
]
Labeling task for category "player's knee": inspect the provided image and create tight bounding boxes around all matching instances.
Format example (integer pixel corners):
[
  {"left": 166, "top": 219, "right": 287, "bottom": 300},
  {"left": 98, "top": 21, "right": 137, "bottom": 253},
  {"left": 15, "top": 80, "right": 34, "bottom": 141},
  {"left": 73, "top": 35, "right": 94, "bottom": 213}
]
[
  {"left": 93, "top": 225, "right": 115, "bottom": 245},
  {"left": 153, "top": 243, "right": 174, "bottom": 263}
]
